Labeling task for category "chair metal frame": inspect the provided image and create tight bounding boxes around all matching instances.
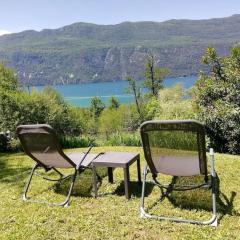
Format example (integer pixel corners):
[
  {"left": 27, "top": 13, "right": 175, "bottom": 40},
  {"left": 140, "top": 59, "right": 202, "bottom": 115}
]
[
  {"left": 17, "top": 124, "right": 98, "bottom": 207},
  {"left": 140, "top": 120, "right": 217, "bottom": 226}
]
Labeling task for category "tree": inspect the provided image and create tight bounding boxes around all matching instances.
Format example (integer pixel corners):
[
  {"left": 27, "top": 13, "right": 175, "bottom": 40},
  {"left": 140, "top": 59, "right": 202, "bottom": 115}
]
[
  {"left": 194, "top": 46, "right": 240, "bottom": 154},
  {"left": 90, "top": 96, "right": 105, "bottom": 118},
  {"left": 126, "top": 76, "right": 143, "bottom": 121},
  {"left": 108, "top": 96, "right": 120, "bottom": 109},
  {"left": 143, "top": 53, "right": 170, "bottom": 98},
  {"left": 0, "top": 63, "right": 18, "bottom": 91}
]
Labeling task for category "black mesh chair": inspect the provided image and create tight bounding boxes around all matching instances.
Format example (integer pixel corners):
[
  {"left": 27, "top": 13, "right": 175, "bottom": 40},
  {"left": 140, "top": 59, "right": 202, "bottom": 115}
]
[
  {"left": 17, "top": 124, "right": 101, "bottom": 207},
  {"left": 140, "top": 120, "right": 217, "bottom": 226}
]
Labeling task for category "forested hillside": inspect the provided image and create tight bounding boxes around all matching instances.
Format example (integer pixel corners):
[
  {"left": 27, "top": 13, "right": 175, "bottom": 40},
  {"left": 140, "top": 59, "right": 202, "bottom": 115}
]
[{"left": 0, "top": 14, "right": 239, "bottom": 85}]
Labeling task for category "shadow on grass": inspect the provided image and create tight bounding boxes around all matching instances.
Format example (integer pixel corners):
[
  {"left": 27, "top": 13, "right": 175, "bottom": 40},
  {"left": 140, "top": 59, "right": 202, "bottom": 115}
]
[
  {"left": 54, "top": 167, "right": 110, "bottom": 198},
  {"left": 114, "top": 181, "right": 153, "bottom": 198},
  {"left": 0, "top": 155, "right": 30, "bottom": 188},
  {"left": 55, "top": 167, "right": 147, "bottom": 199},
  {"left": 49, "top": 171, "right": 93, "bottom": 198},
  {"left": 214, "top": 175, "right": 238, "bottom": 220},
  {"left": 149, "top": 174, "right": 239, "bottom": 222},
  {"left": 55, "top": 166, "right": 152, "bottom": 199}
]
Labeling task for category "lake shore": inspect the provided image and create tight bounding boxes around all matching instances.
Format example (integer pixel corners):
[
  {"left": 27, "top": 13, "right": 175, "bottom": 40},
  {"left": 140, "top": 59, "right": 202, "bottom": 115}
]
[{"left": 31, "top": 76, "right": 197, "bottom": 107}]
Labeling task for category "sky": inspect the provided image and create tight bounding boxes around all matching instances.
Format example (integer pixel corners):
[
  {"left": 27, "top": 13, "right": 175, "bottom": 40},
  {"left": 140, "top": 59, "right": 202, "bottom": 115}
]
[{"left": 0, "top": 0, "right": 240, "bottom": 35}]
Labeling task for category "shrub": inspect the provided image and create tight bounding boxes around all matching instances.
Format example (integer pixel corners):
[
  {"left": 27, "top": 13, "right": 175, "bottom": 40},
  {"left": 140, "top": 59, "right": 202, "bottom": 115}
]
[
  {"left": 8, "top": 138, "right": 22, "bottom": 152},
  {"left": 0, "top": 63, "right": 18, "bottom": 91},
  {"left": 146, "top": 84, "right": 195, "bottom": 120},
  {"left": 99, "top": 107, "right": 125, "bottom": 137},
  {"left": 0, "top": 87, "right": 85, "bottom": 137},
  {"left": 0, "top": 133, "right": 8, "bottom": 152}
]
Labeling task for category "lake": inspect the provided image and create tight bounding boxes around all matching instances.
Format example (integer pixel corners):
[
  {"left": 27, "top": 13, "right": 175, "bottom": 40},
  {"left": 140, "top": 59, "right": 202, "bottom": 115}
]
[{"left": 33, "top": 76, "right": 197, "bottom": 107}]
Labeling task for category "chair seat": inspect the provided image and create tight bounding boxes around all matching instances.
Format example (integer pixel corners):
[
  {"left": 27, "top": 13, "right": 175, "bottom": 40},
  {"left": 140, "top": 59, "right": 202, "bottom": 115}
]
[
  {"left": 66, "top": 153, "right": 100, "bottom": 168},
  {"left": 153, "top": 155, "right": 200, "bottom": 176}
]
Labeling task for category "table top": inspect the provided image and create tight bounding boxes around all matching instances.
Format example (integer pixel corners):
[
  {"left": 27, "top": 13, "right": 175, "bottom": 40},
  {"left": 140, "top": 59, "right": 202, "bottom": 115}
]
[{"left": 92, "top": 151, "right": 140, "bottom": 167}]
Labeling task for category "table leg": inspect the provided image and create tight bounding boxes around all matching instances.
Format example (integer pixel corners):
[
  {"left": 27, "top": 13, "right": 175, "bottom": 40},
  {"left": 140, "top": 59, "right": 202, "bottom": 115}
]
[
  {"left": 92, "top": 165, "right": 98, "bottom": 198},
  {"left": 137, "top": 157, "right": 142, "bottom": 185},
  {"left": 108, "top": 167, "right": 113, "bottom": 183},
  {"left": 124, "top": 167, "right": 130, "bottom": 199}
]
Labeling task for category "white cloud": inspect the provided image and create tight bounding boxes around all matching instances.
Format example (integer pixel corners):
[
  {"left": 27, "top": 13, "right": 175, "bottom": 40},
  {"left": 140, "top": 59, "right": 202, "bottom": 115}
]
[{"left": 0, "top": 30, "right": 11, "bottom": 36}]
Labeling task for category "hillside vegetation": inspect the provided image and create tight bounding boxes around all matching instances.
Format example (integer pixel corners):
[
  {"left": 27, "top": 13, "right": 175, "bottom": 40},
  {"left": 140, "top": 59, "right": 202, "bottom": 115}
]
[{"left": 0, "top": 15, "right": 240, "bottom": 85}]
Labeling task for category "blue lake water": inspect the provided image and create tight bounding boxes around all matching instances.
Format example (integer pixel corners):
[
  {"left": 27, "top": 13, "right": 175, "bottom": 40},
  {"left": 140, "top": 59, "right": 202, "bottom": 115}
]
[{"left": 33, "top": 76, "right": 197, "bottom": 107}]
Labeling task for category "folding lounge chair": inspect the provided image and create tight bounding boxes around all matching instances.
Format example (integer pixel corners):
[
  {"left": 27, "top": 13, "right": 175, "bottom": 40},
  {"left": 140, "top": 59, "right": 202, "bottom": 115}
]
[
  {"left": 140, "top": 120, "right": 217, "bottom": 226},
  {"left": 17, "top": 124, "right": 100, "bottom": 207}
]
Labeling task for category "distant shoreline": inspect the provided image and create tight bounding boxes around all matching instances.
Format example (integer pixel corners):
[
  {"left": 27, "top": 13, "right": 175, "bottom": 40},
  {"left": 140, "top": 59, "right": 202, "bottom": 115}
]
[
  {"left": 23, "top": 75, "right": 198, "bottom": 87},
  {"left": 27, "top": 76, "right": 198, "bottom": 107}
]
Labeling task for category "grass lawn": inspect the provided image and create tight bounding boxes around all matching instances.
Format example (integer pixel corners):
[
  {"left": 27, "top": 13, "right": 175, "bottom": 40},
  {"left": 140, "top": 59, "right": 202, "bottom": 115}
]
[{"left": 0, "top": 146, "right": 240, "bottom": 240}]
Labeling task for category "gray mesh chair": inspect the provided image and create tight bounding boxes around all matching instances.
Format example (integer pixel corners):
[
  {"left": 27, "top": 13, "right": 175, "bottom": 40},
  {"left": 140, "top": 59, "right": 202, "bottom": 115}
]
[
  {"left": 17, "top": 124, "right": 101, "bottom": 207},
  {"left": 140, "top": 120, "right": 217, "bottom": 226}
]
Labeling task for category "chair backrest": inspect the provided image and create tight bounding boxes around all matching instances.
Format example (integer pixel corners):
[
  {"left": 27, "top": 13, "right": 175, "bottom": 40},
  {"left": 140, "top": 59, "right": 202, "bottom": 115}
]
[
  {"left": 17, "top": 124, "right": 75, "bottom": 168},
  {"left": 140, "top": 120, "right": 207, "bottom": 177}
]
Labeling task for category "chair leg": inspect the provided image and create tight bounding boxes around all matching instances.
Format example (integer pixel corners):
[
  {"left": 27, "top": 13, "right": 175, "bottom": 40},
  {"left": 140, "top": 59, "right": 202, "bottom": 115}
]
[
  {"left": 92, "top": 166, "right": 104, "bottom": 198},
  {"left": 140, "top": 164, "right": 148, "bottom": 218},
  {"left": 23, "top": 163, "right": 39, "bottom": 201},
  {"left": 23, "top": 164, "right": 78, "bottom": 207},
  {"left": 61, "top": 169, "right": 78, "bottom": 207},
  {"left": 140, "top": 155, "right": 218, "bottom": 226},
  {"left": 198, "top": 149, "right": 217, "bottom": 226},
  {"left": 92, "top": 165, "right": 98, "bottom": 198},
  {"left": 207, "top": 148, "right": 218, "bottom": 226}
]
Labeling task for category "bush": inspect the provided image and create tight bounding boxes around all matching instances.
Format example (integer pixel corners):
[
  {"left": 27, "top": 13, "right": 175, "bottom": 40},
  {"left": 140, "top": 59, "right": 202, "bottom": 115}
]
[
  {"left": 8, "top": 138, "right": 22, "bottom": 152},
  {"left": 0, "top": 63, "right": 18, "bottom": 91},
  {"left": 0, "top": 87, "right": 85, "bottom": 137},
  {"left": 146, "top": 84, "right": 195, "bottom": 120},
  {"left": 0, "top": 131, "right": 21, "bottom": 152},
  {"left": 0, "top": 133, "right": 8, "bottom": 152},
  {"left": 99, "top": 107, "right": 125, "bottom": 137}
]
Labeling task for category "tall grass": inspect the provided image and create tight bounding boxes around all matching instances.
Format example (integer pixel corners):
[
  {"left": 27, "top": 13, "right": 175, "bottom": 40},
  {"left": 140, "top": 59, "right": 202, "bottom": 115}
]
[
  {"left": 6, "top": 130, "right": 201, "bottom": 151},
  {"left": 102, "top": 132, "right": 141, "bottom": 147},
  {"left": 60, "top": 131, "right": 198, "bottom": 150},
  {"left": 149, "top": 131, "right": 198, "bottom": 150},
  {"left": 60, "top": 136, "right": 92, "bottom": 148}
]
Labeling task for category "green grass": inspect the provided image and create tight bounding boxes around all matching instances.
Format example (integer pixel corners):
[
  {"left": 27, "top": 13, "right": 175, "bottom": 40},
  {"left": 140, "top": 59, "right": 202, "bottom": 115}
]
[{"left": 0, "top": 146, "right": 240, "bottom": 240}]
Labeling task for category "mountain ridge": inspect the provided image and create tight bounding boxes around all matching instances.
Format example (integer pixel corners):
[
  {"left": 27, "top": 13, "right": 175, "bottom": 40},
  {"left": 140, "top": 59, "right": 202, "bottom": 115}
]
[{"left": 0, "top": 14, "right": 239, "bottom": 85}]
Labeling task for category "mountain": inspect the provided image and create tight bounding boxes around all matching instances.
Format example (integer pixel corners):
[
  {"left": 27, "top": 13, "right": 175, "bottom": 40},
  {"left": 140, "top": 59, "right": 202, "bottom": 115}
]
[{"left": 0, "top": 15, "right": 240, "bottom": 85}]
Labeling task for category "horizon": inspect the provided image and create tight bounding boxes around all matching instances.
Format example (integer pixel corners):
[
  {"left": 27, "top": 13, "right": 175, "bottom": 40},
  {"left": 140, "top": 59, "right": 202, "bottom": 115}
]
[
  {"left": 1, "top": 14, "right": 239, "bottom": 36},
  {"left": 1, "top": 0, "right": 240, "bottom": 35}
]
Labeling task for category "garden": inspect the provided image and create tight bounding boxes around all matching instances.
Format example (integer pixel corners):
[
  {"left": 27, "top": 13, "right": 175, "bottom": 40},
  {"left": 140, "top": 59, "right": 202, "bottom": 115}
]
[{"left": 0, "top": 47, "right": 240, "bottom": 239}]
